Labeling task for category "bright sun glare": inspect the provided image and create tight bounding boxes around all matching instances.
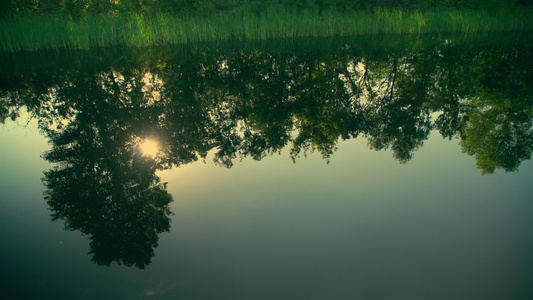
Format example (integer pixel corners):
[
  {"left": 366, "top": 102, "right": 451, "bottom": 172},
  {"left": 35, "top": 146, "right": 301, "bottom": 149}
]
[{"left": 139, "top": 139, "right": 159, "bottom": 157}]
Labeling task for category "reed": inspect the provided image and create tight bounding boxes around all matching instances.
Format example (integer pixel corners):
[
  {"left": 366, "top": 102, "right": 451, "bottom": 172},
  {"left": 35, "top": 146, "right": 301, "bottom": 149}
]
[{"left": 1, "top": 7, "right": 531, "bottom": 52}]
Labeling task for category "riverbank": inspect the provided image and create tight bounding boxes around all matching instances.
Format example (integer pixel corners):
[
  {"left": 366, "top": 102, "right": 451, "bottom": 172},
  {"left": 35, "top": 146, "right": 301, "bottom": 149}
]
[{"left": 1, "top": 8, "right": 531, "bottom": 52}]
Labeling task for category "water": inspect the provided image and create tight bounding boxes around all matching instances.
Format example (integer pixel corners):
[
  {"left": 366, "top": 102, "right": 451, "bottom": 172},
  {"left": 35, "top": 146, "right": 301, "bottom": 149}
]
[{"left": 1, "top": 34, "right": 532, "bottom": 299}]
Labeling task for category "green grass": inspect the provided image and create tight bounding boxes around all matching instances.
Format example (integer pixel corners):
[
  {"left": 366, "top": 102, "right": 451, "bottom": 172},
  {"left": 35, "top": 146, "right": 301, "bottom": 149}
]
[{"left": 1, "top": 7, "right": 531, "bottom": 52}]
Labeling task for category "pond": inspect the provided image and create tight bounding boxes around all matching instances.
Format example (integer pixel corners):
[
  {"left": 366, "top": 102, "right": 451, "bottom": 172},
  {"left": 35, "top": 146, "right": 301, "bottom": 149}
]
[{"left": 1, "top": 34, "right": 532, "bottom": 299}]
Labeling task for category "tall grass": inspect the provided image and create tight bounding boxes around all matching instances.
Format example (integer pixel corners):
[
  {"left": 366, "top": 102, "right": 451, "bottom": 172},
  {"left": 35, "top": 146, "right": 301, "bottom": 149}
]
[{"left": 1, "top": 7, "right": 531, "bottom": 52}]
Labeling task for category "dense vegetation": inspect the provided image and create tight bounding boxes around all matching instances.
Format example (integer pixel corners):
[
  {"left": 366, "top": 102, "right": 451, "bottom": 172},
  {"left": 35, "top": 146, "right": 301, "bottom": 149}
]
[
  {"left": 2, "top": 35, "right": 532, "bottom": 175},
  {"left": 1, "top": 0, "right": 531, "bottom": 17},
  {"left": 1, "top": 0, "right": 531, "bottom": 51}
]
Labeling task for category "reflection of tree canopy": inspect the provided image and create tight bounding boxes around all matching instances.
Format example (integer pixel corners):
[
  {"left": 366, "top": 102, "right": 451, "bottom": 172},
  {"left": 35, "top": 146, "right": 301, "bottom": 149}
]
[
  {"left": 459, "top": 46, "right": 533, "bottom": 174},
  {"left": 40, "top": 68, "right": 173, "bottom": 269},
  {"left": 2, "top": 37, "right": 532, "bottom": 175},
  {"left": 0, "top": 35, "right": 532, "bottom": 264}
]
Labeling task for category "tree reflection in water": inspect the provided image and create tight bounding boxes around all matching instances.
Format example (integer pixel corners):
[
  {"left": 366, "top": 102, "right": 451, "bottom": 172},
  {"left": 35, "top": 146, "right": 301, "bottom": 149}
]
[
  {"left": 1, "top": 34, "right": 531, "bottom": 268},
  {"left": 40, "top": 69, "right": 172, "bottom": 269}
]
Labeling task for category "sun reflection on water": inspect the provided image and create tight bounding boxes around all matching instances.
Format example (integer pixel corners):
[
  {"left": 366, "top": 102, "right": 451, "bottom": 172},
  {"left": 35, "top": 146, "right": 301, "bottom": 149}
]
[{"left": 139, "top": 139, "right": 159, "bottom": 157}]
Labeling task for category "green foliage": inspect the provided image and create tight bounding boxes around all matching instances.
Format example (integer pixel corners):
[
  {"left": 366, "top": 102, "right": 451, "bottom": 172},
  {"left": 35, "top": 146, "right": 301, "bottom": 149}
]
[
  {"left": 38, "top": 67, "right": 174, "bottom": 268},
  {"left": 1, "top": 0, "right": 531, "bottom": 17},
  {"left": 1, "top": 7, "right": 531, "bottom": 52},
  {"left": 1, "top": 34, "right": 531, "bottom": 174}
]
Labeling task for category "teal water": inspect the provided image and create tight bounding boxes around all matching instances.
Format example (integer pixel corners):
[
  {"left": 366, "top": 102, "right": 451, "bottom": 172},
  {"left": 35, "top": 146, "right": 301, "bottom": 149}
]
[{"left": 1, "top": 34, "right": 532, "bottom": 299}]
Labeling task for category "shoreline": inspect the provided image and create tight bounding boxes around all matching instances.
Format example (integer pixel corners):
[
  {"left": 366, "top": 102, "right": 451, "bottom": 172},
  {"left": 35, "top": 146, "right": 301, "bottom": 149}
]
[{"left": 1, "top": 8, "right": 531, "bottom": 52}]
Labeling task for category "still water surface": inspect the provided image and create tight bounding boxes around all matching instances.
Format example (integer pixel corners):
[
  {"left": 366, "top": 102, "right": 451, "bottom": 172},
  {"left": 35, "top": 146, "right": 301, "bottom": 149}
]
[{"left": 1, "top": 34, "right": 532, "bottom": 299}]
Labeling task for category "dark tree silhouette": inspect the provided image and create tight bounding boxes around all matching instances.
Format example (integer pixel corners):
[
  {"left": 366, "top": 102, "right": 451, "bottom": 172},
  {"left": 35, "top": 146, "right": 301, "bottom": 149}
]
[{"left": 41, "top": 68, "right": 173, "bottom": 268}]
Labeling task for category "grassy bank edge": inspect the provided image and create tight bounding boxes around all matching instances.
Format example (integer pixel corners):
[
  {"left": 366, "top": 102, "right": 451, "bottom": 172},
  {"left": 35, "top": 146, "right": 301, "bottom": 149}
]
[{"left": 1, "top": 8, "right": 531, "bottom": 52}]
